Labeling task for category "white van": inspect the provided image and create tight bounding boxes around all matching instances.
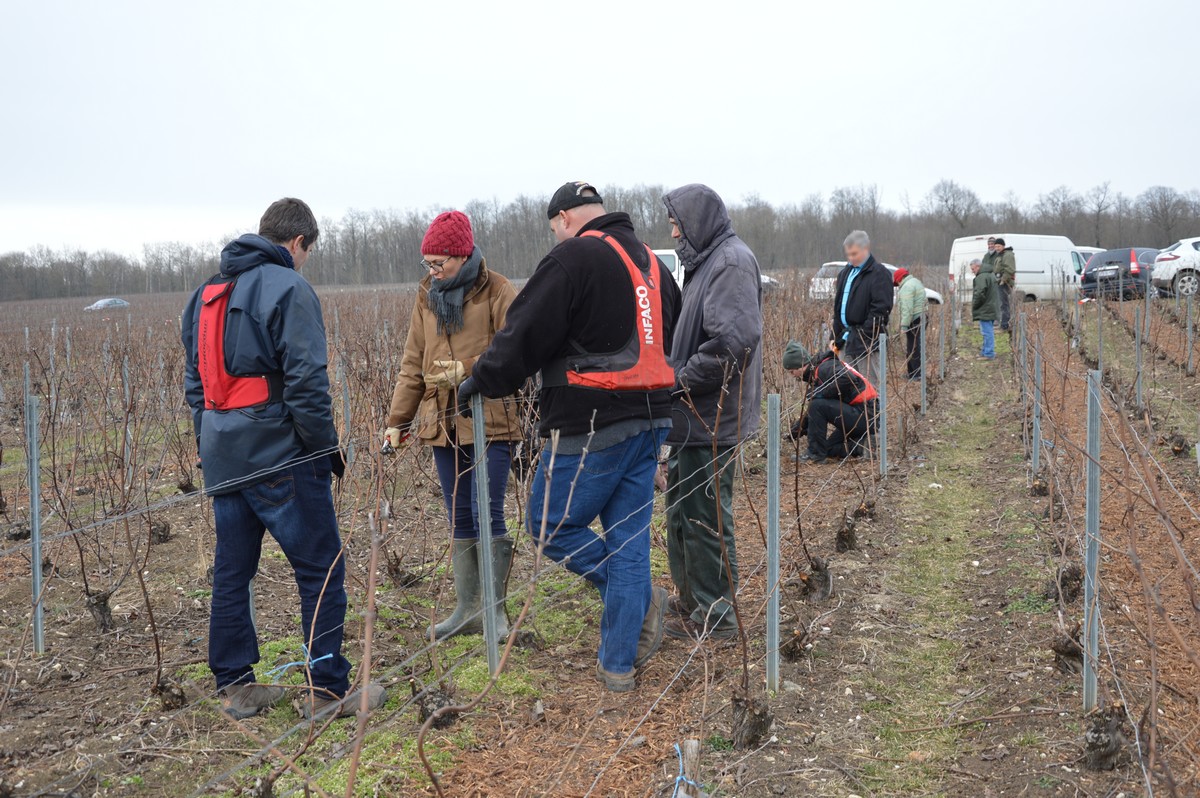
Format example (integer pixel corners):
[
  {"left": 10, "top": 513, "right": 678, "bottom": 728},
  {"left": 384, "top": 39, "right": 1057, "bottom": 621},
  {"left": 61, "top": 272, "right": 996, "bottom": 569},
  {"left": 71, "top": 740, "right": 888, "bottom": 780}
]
[{"left": 948, "top": 234, "right": 1093, "bottom": 303}]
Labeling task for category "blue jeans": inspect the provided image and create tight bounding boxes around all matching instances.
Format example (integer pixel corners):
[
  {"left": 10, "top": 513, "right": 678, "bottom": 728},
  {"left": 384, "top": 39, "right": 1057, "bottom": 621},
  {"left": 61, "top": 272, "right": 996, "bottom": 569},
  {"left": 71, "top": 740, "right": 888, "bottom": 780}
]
[
  {"left": 528, "top": 427, "right": 668, "bottom": 674},
  {"left": 979, "top": 320, "right": 996, "bottom": 358},
  {"left": 210, "top": 457, "right": 352, "bottom": 696},
  {"left": 432, "top": 441, "right": 512, "bottom": 539}
]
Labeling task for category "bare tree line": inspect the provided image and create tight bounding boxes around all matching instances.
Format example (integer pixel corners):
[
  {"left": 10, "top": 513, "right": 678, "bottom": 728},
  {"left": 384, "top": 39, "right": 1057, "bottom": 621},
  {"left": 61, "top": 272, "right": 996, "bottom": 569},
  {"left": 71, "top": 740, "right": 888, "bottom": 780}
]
[{"left": 3, "top": 181, "right": 1199, "bottom": 302}]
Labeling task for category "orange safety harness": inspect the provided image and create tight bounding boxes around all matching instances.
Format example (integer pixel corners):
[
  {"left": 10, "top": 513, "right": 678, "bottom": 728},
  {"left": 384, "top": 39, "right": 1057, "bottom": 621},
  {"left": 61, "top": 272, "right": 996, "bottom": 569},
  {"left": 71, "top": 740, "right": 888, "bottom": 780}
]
[
  {"left": 542, "top": 231, "right": 676, "bottom": 392},
  {"left": 843, "top": 361, "right": 878, "bottom": 405},
  {"left": 197, "top": 275, "right": 284, "bottom": 410}
]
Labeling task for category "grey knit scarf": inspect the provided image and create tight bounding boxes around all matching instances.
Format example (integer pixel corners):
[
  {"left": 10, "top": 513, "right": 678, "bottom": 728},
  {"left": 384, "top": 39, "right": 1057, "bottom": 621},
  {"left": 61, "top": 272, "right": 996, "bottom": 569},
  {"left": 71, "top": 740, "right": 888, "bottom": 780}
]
[{"left": 427, "top": 246, "right": 482, "bottom": 335}]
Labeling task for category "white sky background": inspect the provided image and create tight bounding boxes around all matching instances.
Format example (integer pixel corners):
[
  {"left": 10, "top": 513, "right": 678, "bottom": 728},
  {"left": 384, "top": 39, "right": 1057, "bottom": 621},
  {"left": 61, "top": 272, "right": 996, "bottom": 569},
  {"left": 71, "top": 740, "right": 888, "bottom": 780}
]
[{"left": 0, "top": 0, "right": 1196, "bottom": 257}]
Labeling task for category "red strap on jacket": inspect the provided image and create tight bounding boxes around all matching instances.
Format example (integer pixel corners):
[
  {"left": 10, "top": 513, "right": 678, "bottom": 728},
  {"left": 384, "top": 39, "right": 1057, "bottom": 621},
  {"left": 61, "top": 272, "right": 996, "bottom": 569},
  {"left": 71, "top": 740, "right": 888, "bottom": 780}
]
[
  {"left": 545, "top": 232, "right": 676, "bottom": 392},
  {"left": 844, "top": 361, "right": 878, "bottom": 405},
  {"left": 197, "top": 277, "right": 281, "bottom": 410}
]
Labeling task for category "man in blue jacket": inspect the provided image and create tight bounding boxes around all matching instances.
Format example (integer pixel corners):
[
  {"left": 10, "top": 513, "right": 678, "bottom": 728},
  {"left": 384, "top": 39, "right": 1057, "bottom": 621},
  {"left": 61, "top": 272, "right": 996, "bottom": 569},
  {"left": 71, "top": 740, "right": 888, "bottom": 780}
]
[{"left": 182, "top": 198, "right": 384, "bottom": 720}]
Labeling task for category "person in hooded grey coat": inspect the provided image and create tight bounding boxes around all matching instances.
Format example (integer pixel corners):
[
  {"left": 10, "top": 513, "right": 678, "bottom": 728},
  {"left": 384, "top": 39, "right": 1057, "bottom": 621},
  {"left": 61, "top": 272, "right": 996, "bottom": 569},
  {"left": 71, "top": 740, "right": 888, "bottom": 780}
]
[{"left": 661, "top": 184, "right": 763, "bottom": 640}]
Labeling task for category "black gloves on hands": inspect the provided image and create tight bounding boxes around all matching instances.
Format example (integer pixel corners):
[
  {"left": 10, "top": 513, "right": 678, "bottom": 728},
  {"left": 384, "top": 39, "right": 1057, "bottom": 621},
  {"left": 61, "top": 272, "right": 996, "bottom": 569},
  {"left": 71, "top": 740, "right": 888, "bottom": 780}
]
[
  {"left": 329, "top": 450, "right": 346, "bottom": 479},
  {"left": 789, "top": 415, "right": 809, "bottom": 441},
  {"left": 456, "top": 377, "right": 480, "bottom": 418}
]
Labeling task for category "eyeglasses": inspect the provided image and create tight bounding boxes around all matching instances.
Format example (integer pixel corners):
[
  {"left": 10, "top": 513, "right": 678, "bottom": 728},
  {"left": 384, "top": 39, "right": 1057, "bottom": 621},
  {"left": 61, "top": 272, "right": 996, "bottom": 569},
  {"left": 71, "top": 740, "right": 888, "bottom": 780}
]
[{"left": 421, "top": 257, "right": 452, "bottom": 275}]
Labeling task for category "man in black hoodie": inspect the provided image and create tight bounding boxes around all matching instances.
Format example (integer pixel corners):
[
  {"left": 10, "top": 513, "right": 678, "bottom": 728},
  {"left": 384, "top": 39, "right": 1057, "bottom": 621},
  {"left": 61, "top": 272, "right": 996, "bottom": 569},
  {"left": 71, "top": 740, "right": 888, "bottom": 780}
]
[
  {"left": 831, "top": 230, "right": 893, "bottom": 387},
  {"left": 459, "top": 182, "right": 681, "bottom": 692}
]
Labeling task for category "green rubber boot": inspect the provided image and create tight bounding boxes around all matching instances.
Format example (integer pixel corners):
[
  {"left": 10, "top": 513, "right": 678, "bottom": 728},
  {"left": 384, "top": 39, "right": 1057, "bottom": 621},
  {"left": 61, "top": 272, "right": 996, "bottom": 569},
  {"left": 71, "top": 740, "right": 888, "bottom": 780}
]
[
  {"left": 491, "top": 537, "right": 515, "bottom": 639},
  {"left": 433, "top": 540, "right": 482, "bottom": 639}
]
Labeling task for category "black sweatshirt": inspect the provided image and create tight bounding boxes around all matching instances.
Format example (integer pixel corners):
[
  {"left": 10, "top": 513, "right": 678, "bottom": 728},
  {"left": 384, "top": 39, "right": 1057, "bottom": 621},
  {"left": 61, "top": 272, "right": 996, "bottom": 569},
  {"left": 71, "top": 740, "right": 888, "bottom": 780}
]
[{"left": 471, "top": 212, "right": 681, "bottom": 438}]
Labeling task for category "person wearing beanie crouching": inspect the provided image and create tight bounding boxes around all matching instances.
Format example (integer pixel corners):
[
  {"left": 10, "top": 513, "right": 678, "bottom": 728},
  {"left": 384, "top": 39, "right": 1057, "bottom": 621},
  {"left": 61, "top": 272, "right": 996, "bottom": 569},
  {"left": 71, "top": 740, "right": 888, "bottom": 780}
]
[
  {"left": 785, "top": 340, "right": 878, "bottom": 465},
  {"left": 893, "top": 267, "right": 928, "bottom": 380},
  {"left": 384, "top": 210, "right": 522, "bottom": 640}
]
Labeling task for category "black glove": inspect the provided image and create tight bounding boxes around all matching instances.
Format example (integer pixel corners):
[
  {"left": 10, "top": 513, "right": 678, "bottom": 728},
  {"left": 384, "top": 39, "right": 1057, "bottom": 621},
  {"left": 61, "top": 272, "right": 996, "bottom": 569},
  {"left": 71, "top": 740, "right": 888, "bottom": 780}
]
[
  {"left": 457, "top": 376, "right": 480, "bottom": 418},
  {"left": 328, "top": 449, "right": 346, "bottom": 479},
  {"left": 790, "top": 415, "right": 809, "bottom": 441}
]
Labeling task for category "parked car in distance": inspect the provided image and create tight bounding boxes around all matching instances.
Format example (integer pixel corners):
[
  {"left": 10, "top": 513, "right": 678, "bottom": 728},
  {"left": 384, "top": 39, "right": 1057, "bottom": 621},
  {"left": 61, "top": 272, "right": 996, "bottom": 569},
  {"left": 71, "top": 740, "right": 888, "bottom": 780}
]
[
  {"left": 808, "top": 262, "right": 842, "bottom": 300},
  {"left": 810, "top": 261, "right": 943, "bottom": 304},
  {"left": 1152, "top": 237, "right": 1200, "bottom": 297},
  {"left": 655, "top": 248, "right": 780, "bottom": 291},
  {"left": 84, "top": 298, "right": 130, "bottom": 312},
  {"left": 948, "top": 233, "right": 1090, "bottom": 303},
  {"left": 1079, "top": 248, "right": 1157, "bottom": 299}
]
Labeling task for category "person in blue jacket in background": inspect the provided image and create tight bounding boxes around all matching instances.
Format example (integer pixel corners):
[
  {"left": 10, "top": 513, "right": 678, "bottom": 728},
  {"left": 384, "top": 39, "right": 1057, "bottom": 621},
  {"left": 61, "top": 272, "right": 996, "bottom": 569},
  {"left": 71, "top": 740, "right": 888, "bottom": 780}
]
[{"left": 182, "top": 198, "right": 385, "bottom": 721}]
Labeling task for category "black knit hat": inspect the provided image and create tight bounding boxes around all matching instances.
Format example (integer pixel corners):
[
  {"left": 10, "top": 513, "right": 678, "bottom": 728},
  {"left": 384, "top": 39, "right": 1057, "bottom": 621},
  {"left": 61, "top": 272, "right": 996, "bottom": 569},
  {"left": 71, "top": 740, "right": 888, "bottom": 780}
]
[
  {"left": 547, "top": 181, "right": 603, "bottom": 219},
  {"left": 783, "top": 340, "right": 811, "bottom": 370}
]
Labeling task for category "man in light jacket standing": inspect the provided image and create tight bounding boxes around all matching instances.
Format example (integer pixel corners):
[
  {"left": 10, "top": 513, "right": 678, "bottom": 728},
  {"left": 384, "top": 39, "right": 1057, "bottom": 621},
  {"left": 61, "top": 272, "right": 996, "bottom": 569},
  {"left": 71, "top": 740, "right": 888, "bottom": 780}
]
[
  {"left": 893, "top": 267, "right": 928, "bottom": 380},
  {"left": 661, "top": 184, "right": 763, "bottom": 640}
]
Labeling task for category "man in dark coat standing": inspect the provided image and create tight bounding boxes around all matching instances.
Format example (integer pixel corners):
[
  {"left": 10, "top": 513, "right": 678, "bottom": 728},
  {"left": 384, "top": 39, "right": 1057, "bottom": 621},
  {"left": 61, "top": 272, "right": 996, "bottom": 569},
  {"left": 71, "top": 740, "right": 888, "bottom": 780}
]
[
  {"left": 459, "top": 182, "right": 681, "bottom": 692},
  {"left": 182, "top": 198, "right": 385, "bottom": 721},
  {"left": 831, "top": 230, "right": 893, "bottom": 388},
  {"left": 661, "top": 184, "right": 763, "bottom": 640}
]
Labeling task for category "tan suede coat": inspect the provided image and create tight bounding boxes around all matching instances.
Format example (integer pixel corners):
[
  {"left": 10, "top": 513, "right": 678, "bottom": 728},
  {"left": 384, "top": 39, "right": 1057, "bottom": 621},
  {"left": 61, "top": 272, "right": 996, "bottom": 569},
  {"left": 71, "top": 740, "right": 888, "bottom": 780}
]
[{"left": 387, "top": 262, "right": 521, "bottom": 446}]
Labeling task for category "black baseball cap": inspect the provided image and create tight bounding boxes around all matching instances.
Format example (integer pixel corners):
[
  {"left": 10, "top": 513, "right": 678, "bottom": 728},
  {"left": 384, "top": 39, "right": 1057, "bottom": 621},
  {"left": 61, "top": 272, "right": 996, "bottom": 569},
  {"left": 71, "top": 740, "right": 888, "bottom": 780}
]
[
  {"left": 993, "top": 237, "right": 1006, "bottom": 246},
  {"left": 547, "top": 181, "right": 604, "bottom": 219}
]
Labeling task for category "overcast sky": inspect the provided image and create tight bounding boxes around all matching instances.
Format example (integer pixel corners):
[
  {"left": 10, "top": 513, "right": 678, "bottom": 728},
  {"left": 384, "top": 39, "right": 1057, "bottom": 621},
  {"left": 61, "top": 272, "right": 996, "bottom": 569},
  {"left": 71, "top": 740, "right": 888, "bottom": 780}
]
[{"left": 1, "top": 0, "right": 1196, "bottom": 257}]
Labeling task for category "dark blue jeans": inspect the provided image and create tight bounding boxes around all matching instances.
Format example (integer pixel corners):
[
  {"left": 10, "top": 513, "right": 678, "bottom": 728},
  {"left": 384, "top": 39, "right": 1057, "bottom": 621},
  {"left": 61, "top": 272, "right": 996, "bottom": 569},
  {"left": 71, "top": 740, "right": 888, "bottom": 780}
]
[
  {"left": 528, "top": 427, "right": 667, "bottom": 674},
  {"left": 209, "top": 457, "right": 351, "bottom": 696},
  {"left": 432, "top": 441, "right": 512, "bottom": 539}
]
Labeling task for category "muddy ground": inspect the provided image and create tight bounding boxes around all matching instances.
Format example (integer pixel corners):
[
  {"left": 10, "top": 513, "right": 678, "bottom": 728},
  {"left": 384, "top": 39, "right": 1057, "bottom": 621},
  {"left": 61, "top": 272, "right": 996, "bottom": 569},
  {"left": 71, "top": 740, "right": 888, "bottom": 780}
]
[{"left": 0, "top": 312, "right": 1182, "bottom": 797}]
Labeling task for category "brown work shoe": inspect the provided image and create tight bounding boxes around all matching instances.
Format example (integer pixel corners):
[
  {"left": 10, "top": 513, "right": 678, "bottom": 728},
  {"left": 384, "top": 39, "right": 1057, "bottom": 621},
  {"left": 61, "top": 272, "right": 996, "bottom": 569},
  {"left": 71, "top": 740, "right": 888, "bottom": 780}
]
[
  {"left": 635, "top": 586, "right": 667, "bottom": 669},
  {"left": 219, "top": 683, "right": 286, "bottom": 720},
  {"left": 666, "top": 594, "right": 694, "bottom": 618},
  {"left": 300, "top": 682, "right": 387, "bottom": 721},
  {"left": 663, "top": 615, "right": 738, "bottom": 641},
  {"left": 595, "top": 662, "right": 636, "bottom": 693}
]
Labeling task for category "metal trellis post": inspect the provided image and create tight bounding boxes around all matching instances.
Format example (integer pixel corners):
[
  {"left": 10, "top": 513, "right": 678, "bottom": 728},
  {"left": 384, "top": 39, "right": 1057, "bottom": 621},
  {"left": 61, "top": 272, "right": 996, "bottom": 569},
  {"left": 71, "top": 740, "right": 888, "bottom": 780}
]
[
  {"left": 765, "top": 394, "right": 781, "bottom": 694},
  {"left": 471, "top": 393, "right": 501, "bottom": 675},
  {"left": 1187, "top": 296, "right": 1195, "bottom": 377},
  {"left": 25, "top": 363, "right": 45, "bottom": 655},
  {"left": 877, "top": 334, "right": 888, "bottom": 477},
  {"left": 938, "top": 300, "right": 947, "bottom": 383},
  {"left": 1134, "top": 306, "right": 1144, "bottom": 412},
  {"left": 919, "top": 317, "right": 927, "bottom": 416},
  {"left": 1031, "top": 346, "right": 1042, "bottom": 475},
  {"left": 1083, "top": 369, "right": 1102, "bottom": 712}
]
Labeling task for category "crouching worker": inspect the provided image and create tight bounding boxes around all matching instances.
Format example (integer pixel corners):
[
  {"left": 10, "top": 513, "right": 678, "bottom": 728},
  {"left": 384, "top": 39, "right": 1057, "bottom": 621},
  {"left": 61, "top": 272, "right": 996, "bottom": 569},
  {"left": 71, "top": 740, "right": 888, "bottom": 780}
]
[
  {"left": 383, "top": 210, "right": 521, "bottom": 640},
  {"left": 456, "top": 182, "right": 682, "bottom": 692},
  {"left": 182, "top": 198, "right": 385, "bottom": 721},
  {"left": 785, "top": 341, "right": 877, "bottom": 465}
]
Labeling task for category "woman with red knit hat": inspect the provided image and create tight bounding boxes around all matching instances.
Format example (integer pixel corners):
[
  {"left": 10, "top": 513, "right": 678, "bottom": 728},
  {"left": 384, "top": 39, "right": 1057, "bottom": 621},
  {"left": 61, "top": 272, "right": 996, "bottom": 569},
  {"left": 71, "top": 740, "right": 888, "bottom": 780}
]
[{"left": 384, "top": 210, "right": 522, "bottom": 639}]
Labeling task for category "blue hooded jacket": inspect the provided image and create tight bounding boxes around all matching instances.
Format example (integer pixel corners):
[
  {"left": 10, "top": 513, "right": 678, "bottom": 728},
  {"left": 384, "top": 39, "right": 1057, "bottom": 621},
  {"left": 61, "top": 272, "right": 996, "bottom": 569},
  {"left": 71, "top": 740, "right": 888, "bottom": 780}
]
[{"left": 182, "top": 234, "right": 339, "bottom": 495}]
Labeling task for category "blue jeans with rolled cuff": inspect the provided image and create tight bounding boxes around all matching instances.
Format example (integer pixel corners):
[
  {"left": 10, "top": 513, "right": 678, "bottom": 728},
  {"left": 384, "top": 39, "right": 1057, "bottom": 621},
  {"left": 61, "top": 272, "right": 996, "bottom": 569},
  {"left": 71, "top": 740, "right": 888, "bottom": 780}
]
[
  {"left": 528, "top": 427, "right": 668, "bottom": 675},
  {"left": 432, "top": 441, "right": 512, "bottom": 539},
  {"left": 209, "top": 457, "right": 352, "bottom": 697}
]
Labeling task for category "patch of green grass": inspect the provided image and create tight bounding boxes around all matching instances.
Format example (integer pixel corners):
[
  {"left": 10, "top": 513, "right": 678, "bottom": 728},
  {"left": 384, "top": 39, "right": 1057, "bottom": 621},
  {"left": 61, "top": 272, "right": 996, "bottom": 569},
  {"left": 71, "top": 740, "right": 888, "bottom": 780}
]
[
  {"left": 177, "top": 660, "right": 209, "bottom": 682},
  {"left": 1014, "top": 730, "right": 1045, "bottom": 747},
  {"left": 1004, "top": 592, "right": 1053, "bottom": 614},
  {"left": 706, "top": 734, "right": 733, "bottom": 751},
  {"left": 531, "top": 566, "right": 592, "bottom": 644},
  {"left": 856, "top": 329, "right": 1016, "bottom": 795},
  {"left": 185, "top": 588, "right": 211, "bottom": 599}
]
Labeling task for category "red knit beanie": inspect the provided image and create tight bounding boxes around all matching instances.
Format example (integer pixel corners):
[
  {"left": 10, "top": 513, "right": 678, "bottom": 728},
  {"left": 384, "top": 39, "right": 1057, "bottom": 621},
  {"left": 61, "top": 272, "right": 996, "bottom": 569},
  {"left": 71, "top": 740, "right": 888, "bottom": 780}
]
[
  {"left": 421, "top": 211, "right": 474, "bottom": 257},
  {"left": 892, "top": 267, "right": 909, "bottom": 287}
]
